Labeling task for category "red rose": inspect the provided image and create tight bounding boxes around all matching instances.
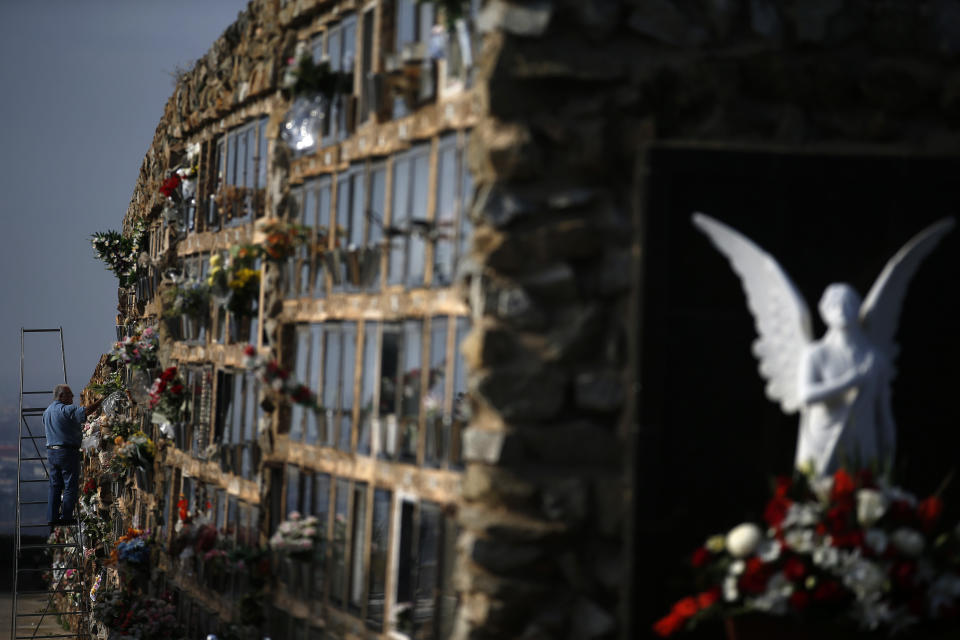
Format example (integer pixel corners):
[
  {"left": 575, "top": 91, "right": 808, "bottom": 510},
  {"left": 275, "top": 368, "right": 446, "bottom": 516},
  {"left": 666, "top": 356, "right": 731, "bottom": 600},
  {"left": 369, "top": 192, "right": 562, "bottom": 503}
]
[
  {"left": 691, "top": 547, "right": 711, "bottom": 568},
  {"left": 292, "top": 385, "right": 311, "bottom": 403},
  {"left": 765, "top": 495, "right": 792, "bottom": 528},
  {"left": 653, "top": 612, "right": 686, "bottom": 637},
  {"left": 774, "top": 475, "right": 793, "bottom": 499},
  {"left": 831, "top": 469, "right": 855, "bottom": 502},
  {"left": 739, "top": 557, "right": 770, "bottom": 595},
  {"left": 277, "top": 368, "right": 289, "bottom": 380},
  {"left": 696, "top": 588, "right": 720, "bottom": 610},
  {"left": 170, "top": 384, "right": 184, "bottom": 395},
  {"left": 783, "top": 556, "right": 807, "bottom": 582},
  {"left": 832, "top": 529, "right": 865, "bottom": 550},
  {"left": 161, "top": 366, "right": 177, "bottom": 381},
  {"left": 917, "top": 496, "right": 944, "bottom": 531},
  {"left": 243, "top": 344, "right": 256, "bottom": 357},
  {"left": 812, "top": 579, "right": 844, "bottom": 602},
  {"left": 160, "top": 174, "right": 181, "bottom": 198},
  {"left": 672, "top": 597, "right": 698, "bottom": 619},
  {"left": 789, "top": 590, "right": 809, "bottom": 612},
  {"left": 156, "top": 380, "right": 167, "bottom": 394},
  {"left": 826, "top": 502, "right": 854, "bottom": 535}
]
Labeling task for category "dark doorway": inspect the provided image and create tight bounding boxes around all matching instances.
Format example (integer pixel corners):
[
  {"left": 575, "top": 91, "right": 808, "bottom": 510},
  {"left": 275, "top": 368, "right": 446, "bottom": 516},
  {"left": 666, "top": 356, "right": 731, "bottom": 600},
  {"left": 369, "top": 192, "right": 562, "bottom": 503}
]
[{"left": 635, "top": 148, "right": 960, "bottom": 636}]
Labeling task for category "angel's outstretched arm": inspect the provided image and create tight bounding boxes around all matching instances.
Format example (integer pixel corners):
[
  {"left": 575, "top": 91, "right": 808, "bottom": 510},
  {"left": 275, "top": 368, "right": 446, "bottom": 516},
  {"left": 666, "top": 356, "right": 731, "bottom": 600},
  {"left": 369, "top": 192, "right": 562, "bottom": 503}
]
[{"left": 797, "top": 350, "right": 872, "bottom": 405}]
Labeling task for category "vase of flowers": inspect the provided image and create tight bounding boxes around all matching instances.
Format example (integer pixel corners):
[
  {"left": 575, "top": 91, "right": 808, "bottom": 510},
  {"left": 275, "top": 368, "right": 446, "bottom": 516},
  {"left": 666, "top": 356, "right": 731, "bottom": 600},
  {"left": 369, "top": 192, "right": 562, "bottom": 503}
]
[{"left": 654, "top": 468, "right": 960, "bottom": 639}]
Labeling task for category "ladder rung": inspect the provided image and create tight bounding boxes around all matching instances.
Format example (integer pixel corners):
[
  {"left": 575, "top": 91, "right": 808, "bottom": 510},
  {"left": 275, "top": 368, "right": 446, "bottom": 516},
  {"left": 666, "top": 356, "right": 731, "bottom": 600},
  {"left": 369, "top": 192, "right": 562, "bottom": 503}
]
[
  {"left": 20, "top": 524, "right": 58, "bottom": 528},
  {"left": 20, "top": 457, "right": 47, "bottom": 461},
  {"left": 15, "top": 635, "right": 84, "bottom": 639},
  {"left": 17, "top": 590, "right": 84, "bottom": 596},
  {"left": 17, "top": 612, "right": 85, "bottom": 617},
  {"left": 20, "top": 435, "right": 46, "bottom": 439},
  {"left": 20, "top": 500, "right": 48, "bottom": 505},
  {"left": 19, "top": 479, "right": 49, "bottom": 483},
  {"left": 22, "top": 329, "right": 62, "bottom": 333},
  {"left": 21, "top": 408, "right": 49, "bottom": 412},
  {"left": 23, "top": 390, "right": 54, "bottom": 394}
]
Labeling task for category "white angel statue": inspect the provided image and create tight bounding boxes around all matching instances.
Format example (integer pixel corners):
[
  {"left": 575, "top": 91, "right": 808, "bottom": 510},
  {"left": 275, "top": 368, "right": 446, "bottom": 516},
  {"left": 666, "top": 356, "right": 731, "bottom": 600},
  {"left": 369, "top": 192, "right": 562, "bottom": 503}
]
[{"left": 692, "top": 214, "right": 954, "bottom": 476}]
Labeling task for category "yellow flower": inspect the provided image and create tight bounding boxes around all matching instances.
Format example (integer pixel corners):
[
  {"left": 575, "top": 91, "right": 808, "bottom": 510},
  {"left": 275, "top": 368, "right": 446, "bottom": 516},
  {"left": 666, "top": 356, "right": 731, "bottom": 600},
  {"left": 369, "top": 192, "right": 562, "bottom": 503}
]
[
  {"left": 705, "top": 534, "right": 726, "bottom": 553},
  {"left": 114, "top": 436, "right": 124, "bottom": 446},
  {"left": 209, "top": 254, "right": 222, "bottom": 268}
]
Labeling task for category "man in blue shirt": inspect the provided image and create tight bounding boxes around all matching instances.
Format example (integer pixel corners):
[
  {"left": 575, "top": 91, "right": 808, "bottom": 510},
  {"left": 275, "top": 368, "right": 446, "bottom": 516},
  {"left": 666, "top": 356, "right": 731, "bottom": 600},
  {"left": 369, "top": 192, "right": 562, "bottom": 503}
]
[{"left": 43, "top": 384, "right": 103, "bottom": 526}]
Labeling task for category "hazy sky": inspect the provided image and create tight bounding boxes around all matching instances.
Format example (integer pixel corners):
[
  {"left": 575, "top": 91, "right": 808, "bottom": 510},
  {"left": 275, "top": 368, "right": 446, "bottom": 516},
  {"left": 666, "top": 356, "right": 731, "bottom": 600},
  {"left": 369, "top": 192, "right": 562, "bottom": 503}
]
[{"left": 0, "top": 1, "right": 248, "bottom": 442}]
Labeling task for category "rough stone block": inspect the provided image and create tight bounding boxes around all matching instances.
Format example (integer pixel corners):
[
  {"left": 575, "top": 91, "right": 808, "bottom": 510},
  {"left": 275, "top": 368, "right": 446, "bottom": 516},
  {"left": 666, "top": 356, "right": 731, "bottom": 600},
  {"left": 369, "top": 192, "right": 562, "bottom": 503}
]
[
  {"left": 540, "top": 476, "right": 588, "bottom": 523},
  {"left": 628, "top": 0, "right": 707, "bottom": 46},
  {"left": 471, "top": 537, "right": 545, "bottom": 573},
  {"left": 474, "top": 364, "right": 567, "bottom": 421},
  {"left": 569, "top": 598, "right": 616, "bottom": 639},
  {"left": 518, "top": 421, "right": 619, "bottom": 466},
  {"left": 463, "top": 464, "right": 538, "bottom": 505},
  {"left": 462, "top": 427, "right": 507, "bottom": 464},
  {"left": 520, "top": 263, "right": 578, "bottom": 303},
  {"left": 574, "top": 369, "right": 625, "bottom": 413}
]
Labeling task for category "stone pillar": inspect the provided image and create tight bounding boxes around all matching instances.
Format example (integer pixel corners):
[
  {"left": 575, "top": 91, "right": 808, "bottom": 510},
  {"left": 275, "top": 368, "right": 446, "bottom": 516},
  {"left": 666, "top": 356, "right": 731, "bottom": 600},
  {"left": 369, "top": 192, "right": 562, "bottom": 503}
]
[{"left": 454, "top": 2, "right": 637, "bottom": 638}]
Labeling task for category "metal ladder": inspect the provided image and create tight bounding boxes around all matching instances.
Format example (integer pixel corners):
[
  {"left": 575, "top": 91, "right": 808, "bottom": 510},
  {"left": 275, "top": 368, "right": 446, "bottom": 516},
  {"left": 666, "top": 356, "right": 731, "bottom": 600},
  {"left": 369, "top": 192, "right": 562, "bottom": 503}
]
[{"left": 12, "top": 328, "right": 90, "bottom": 639}]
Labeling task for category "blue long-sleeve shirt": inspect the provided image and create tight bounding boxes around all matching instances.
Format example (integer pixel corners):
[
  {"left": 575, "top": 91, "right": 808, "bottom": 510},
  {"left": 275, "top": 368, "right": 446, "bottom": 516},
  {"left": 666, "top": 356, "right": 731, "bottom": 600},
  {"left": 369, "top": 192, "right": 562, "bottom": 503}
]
[{"left": 42, "top": 401, "right": 85, "bottom": 448}]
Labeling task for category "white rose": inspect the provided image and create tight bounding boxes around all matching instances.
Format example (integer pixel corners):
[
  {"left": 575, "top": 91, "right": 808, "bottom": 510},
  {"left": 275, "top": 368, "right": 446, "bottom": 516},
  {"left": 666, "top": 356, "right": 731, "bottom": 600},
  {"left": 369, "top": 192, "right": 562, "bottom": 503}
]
[
  {"left": 784, "top": 528, "right": 816, "bottom": 553},
  {"left": 723, "top": 575, "right": 739, "bottom": 602},
  {"left": 891, "top": 528, "right": 925, "bottom": 557},
  {"left": 726, "top": 523, "right": 763, "bottom": 558},
  {"left": 856, "top": 489, "right": 888, "bottom": 527}
]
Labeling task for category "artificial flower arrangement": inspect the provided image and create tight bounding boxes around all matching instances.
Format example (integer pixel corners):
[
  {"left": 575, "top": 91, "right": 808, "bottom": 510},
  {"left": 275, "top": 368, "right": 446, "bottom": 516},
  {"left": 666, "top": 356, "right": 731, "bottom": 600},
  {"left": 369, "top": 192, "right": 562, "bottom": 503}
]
[
  {"left": 92, "top": 587, "right": 182, "bottom": 640},
  {"left": 260, "top": 219, "right": 311, "bottom": 261},
  {"left": 109, "top": 326, "right": 159, "bottom": 369},
  {"left": 112, "top": 528, "right": 151, "bottom": 567},
  {"left": 161, "top": 277, "right": 210, "bottom": 321},
  {"left": 269, "top": 511, "right": 321, "bottom": 558},
  {"left": 214, "top": 184, "right": 267, "bottom": 221},
  {"left": 91, "top": 219, "right": 147, "bottom": 288},
  {"left": 207, "top": 247, "right": 261, "bottom": 317},
  {"left": 148, "top": 366, "right": 189, "bottom": 422},
  {"left": 654, "top": 468, "right": 960, "bottom": 638},
  {"left": 109, "top": 431, "right": 156, "bottom": 473},
  {"left": 244, "top": 344, "right": 321, "bottom": 412}
]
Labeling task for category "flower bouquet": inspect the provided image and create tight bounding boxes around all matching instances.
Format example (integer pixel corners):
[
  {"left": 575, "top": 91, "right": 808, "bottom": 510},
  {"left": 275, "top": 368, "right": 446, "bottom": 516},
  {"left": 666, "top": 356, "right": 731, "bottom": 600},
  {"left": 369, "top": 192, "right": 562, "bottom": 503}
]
[
  {"left": 109, "top": 431, "right": 155, "bottom": 473},
  {"left": 109, "top": 326, "right": 159, "bottom": 370},
  {"left": 654, "top": 469, "right": 960, "bottom": 638},
  {"left": 260, "top": 220, "right": 310, "bottom": 261},
  {"left": 269, "top": 511, "right": 320, "bottom": 558},
  {"left": 162, "top": 277, "right": 210, "bottom": 321},
  {"left": 207, "top": 249, "right": 261, "bottom": 317},
  {"left": 148, "top": 366, "right": 188, "bottom": 422},
  {"left": 91, "top": 220, "right": 147, "bottom": 287},
  {"left": 92, "top": 587, "right": 182, "bottom": 640},
  {"left": 244, "top": 344, "right": 320, "bottom": 413}
]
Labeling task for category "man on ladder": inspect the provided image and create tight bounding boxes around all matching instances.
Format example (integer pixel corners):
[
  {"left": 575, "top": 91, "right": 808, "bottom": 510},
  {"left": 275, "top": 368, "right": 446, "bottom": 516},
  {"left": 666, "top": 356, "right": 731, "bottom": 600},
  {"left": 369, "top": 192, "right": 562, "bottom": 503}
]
[{"left": 43, "top": 384, "right": 102, "bottom": 527}]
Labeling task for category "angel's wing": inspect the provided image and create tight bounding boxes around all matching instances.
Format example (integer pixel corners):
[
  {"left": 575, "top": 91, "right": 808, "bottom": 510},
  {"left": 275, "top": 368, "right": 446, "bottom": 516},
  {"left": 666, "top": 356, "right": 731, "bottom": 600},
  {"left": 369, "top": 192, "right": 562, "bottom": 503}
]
[
  {"left": 692, "top": 213, "right": 814, "bottom": 414},
  {"left": 860, "top": 218, "right": 955, "bottom": 360}
]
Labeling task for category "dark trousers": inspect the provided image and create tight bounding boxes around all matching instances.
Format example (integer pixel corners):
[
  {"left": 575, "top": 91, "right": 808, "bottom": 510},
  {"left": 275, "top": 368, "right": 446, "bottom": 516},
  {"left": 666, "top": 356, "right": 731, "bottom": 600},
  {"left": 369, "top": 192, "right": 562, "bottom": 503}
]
[{"left": 47, "top": 448, "right": 80, "bottom": 523}]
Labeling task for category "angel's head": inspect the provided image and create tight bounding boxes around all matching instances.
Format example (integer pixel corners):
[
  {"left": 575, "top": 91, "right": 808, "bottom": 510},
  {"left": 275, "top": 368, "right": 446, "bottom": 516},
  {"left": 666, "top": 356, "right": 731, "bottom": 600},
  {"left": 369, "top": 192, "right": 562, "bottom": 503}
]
[{"left": 819, "top": 283, "right": 861, "bottom": 329}]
